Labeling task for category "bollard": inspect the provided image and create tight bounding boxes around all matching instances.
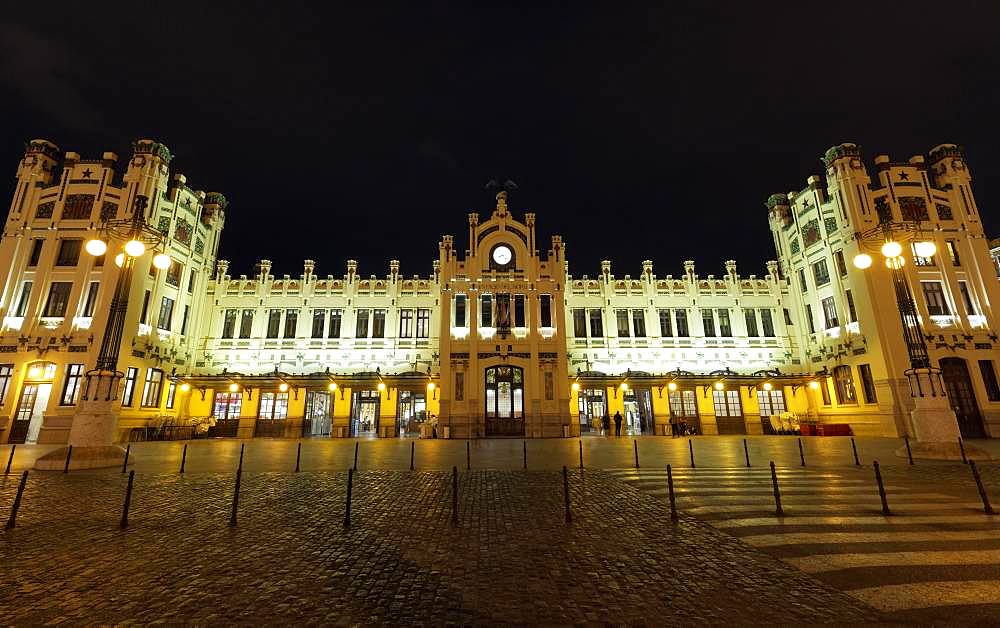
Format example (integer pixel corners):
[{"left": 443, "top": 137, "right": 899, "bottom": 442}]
[
  {"left": 873, "top": 460, "right": 890, "bottom": 515},
  {"left": 959, "top": 437, "right": 968, "bottom": 464},
  {"left": 969, "top": 461, "right": 996, "bottom": 515},
  {"left": 5, "top": 470, "right": 28, "bottom": 529},
  {"left": 578, "top": 439, "right": 584, "bottom": 470},
  {"left": 180, "top": 443, "right": 188, "bottom": 474},
  {"left": 851, "top": 437, "right": 860, "bottom": 466},
  {"left": 4, "top": 444, "right": 14, "bottom": 475},
  {"left": 63, "top": 445, "right": 73, "bottom": 474},
  {"left": 295, "top": 442, "right": 301, "bottom": 473},
  {"left": 769, "top": 461, "right": 784, "bottom": 517},
  {"left": 797, "top": 438, "right": 805, "bottom": 467},
  {"left": 634, "top": 440, "right": 640, "bottom": 469},
  {"left": 343, "top": 468, "right": 354, "bottom": 528},
  {"left": 523, "top": 440, "right": 527, "bottom": 470},
  {"left": 743, "top": 438, "right": 751, "bottom": 468},
  {"left": 466, "top": 440, "right": 471, "bottom": 470},
  {"left": 451, "top": 466, "right": 458, "bottom": 527},
  {"left": 562, "top": 465, "right": 572, "bottom": 524},
  {"left": 666, "top": 464, "right": 678, "bottom": 522},
  {"left": 121, "top": 444, "right": 130, "bottom": 474},
  {"left": 410, "top": 441, "right": 415, "bottom": 471},
  {"left": 353, "top": 442, "right": 359, "bottom": 471},
  {"left": 904, "top": 436, "right": 914, "bottom": 466},
  {"left": 228, "top": 465, "right": 242, "bottom": 527},
  {"left": 689, "top": 439, "right": 695, "bottom": 468},
  {"left": 120, "top": 470, "right": 135, "bottom": 529},
  {"left": 237, "top": 442, "right": 245, "bottom": 472}
]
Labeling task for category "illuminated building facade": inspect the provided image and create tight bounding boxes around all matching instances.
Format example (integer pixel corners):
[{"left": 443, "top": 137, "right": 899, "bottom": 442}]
[{"left": 0, "top": 139, "right": 998, "bottom": 444}]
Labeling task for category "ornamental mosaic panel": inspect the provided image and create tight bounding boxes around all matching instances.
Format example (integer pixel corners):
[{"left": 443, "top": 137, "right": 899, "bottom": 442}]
[
  {"left": 789, "top": 238, "right": 800, "bottom": 255},
  {"left": 157, "top": 216, "right": 170, "bottom": 234},
  {"left": 823, "top": 216, "right": 838, "bottom": 236},
  {"left": 801, "top": 219, "right": 821, "bottom": 248},
  {"left": 194, "top": 237, "right": 205, "bottom": 254},
  {"left": 175, "top": 218, "right": 192, "bottom": 245},
  {"left": 62, "top": 194, "right": 95, "bottom": 219},
  {"left": 874, "top": 196, "right": 892, "bottom": 223},
  {"left": 36, "top": 201, "right": 55, "bottom": 219},
  {"left": 101, "top": 201, "right": 117, "bottom": 221},
  {"left": 935, "top": 203, "right": 953, "bottom": 221},
  {"left": 898, "top": 196, "right": 929, "bottom": 221}
]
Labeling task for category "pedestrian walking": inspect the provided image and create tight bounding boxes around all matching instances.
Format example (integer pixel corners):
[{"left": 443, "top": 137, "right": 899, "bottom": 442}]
[
  {"left": 613, "top": 411, "right": 623, "bottom": 437},
  {"left": 602, "top": 413, "right": 611, "bottom": 436},
  {"left": 669, "top": 413, "right": 679, "bottom": 438}
]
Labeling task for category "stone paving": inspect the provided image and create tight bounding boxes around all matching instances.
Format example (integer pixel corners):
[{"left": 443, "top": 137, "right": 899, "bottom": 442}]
[{"left": 0, "top": 469, "right": 882, "bottom": 624}]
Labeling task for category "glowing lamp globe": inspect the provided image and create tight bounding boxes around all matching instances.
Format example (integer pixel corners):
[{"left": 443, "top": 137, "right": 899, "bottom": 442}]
[
  {"left": 85, "top": 239, "right": 107, "bottom": 256},
  {"left": 278, "top": 382, "right": 289, "bottom": 392},
  {"left": 377, "top": 382, "right": 386, "bottom": 392},
  {"left": 228, "top": 383, "right": 239, "bottom": 393},
  {"left": 667, "top": 382, "right": 678, "bottom": 392},
  {"left": 571, "top": 382, "right": 580, "bottom": 392},
  {"left": 714, "top": 381, "right": 724, "bottom": 391},
  {"left": 152, "top": 253, "right": 172, "bottom": 270},
  {"left": 809, "top": 381, "right": 820, "bottom": 390},
  {"left": 328, "top": 382, "right": 337, "bottom": 391},
  {"left": 914, "top": 240, "right": 937, "bottom": 258},
  {"left": 852, "top": 253, "right": 872, "bottom": 269},
  {"left": 880, "top": 240, "right": 902, "bottom": 259},
  {"left": 427, "top": 382, "right": 435, "bottom": 391},
  {"left": 179, "top": 383, "right": 191, "bottom": 392},
  {"left": 763, "top": 382, "right": 773, "bottom": 391},
  {"left": 27, "top": 366, "right": 42, "bottom": 379},
  {"left": 124, "top": 239, "right": 146, "bottom": 257},
  {"left": 114, "top": 253, "right": 125, "bottom": 267},
  {"left": 619, "top": 382, "right": 629, "bottom": 391}
]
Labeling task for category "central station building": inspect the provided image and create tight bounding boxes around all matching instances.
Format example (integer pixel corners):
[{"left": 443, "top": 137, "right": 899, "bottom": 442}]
[{"left": 1, "top": 139, "right": 999, "bottom": 444}]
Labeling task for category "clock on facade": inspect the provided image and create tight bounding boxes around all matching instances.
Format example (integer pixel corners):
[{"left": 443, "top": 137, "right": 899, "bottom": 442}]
[{"left": 492, "top": 244, "right": 512, "bottom": 266}]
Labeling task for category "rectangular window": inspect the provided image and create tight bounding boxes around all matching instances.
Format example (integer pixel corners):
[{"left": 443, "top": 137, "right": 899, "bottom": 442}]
[
  {"left": 833, "top": 365, "right": 857, "bottom": 405},
  {"left": 355, "top": 309, "right": 369, "bottom": 338},
  {"left": 717, "top": 309, "right": 731, "bottom": 337},
  {"left": 820, "top": 378, "right": 831, "bottom": 405},
  {"left": 60, "top": 364, "right": 84, "bottom": 405},
  {"left": 912, "top": 242, "right": 935, "bottom": 267},
  {"left": 922, "top": 281, "right": 950, "bottom": 316},
  {"left": 632, "top": 310, "right": 646, "bottom": 337},
  {"left": 979, "top": 360, "right": 1000, "bottom": 402},
  {"left": 141, "top": 368, "right": 164, "bottom": 407},
  {"left": 946, "top": 240, "right": 961, "bottom": 266},
  {"left": 616, "top": 310, "right": 630, "bottom": 337},
  {"left": 481, "top": 295, "right": 493, "bottom": 327},
  {"left": 187, "top": 270, "right": 197, "bottom": 294},
  {"left": 658, "top": 309, "right": 673, "bottom": 337},
  {"left": 213, "top": 392, "right": 242, "bottom": 420},
  {"left": 514, "top": 295, "right": 526, "bottom": 327},
  {"left": 845, "top": 289, "right": 858, "bottom": 323},
  {"left": 267, "top": 310, "right": 281, "bottom": 338},
  {"left": 372, "top": 309, "right": 385, "bottom": 338},
  {"left": 858, "top": 364, "right": 878, "bottom": 403},
  {"left": 675, "top": 309, "right": 689, "bottom": 337},
  {"left": 798, "top": 269, "right": 808, "bottom": 292},
  {"left": 82, "top": 281, "right": 99, "bottom": 317},
  {"left": 454, "top": 295, "right": 467, "bottom": 327},
  {"left": 760, "top": 309, "right": 775, "bottom": 337},
  {"left": 834, "top": 250, "right": 848, "bottom": 276},
  {"left": 165, "top": 261, "right": 182, "bottom": 287},
  {"left": 55, "top": 239, "right": 82, "bottom": 266},
  {"left": 0, "top": 365, "right": 12, "bottom": 405},
  {"left": 756, "top": 389, "right": 786, "bottom": 416},
  {"left": 43, "top": 282, "right": 72, "bottom": 317},
  {"left": 328, "top": 309, "right": 342, "bottom": 338},
  {"left": 959, "top": 281, "right": 977, "bottom": 315},
  {"left": 455, "top": 372, "right": 464, "bottom": 400},
  {"left": 284, "top": 309, "right": 298, "bottom": 338},
  {"left": 93, "top": 252, "right": 105, "bottom": 267},
  {"left": 573, "top": 309, "right": 587, "bottom": 337},
  {"left": 28, "top": 239, "right": 44, "bottom": 267},
  {"left": 589, "top": 309, "right": 603, "bottom": 337},
  {"left": 712, "top": 389, "right": 742, "bottom": 417},
  {"left": 701, "top": 309, "right": 716, "bottom": 337},
  {"left": 239, "top": 309, "right": 253, "bottom": 338},
  {"left": 15, "top": 281, "right": 32, "bottom": 317},
  {"left": 158, "top": 296, "right": 175, "bottom": 331},
  {"left": 139, "top": 290, "right": 151, "bottom": 324},
  {"left": 416, "top": 308, "right": 430, "bottom": 338},
  {"left": 744, "top": 308, "right": 759, "bottom": 337},
  {"left": 313, "top": 309, "right": 328, "bottom": 338},
  {"left": 783, "top": 308, "right": 793, "bottom": 326},
  {"left": 399, "top": 309, "right": 413, "bottom": 338},
  {"left": 221, "top": 309, "right": 237, "bottom": 338},
  {"left": 540, "top": 295, "right": 552, "bottom": 327},
  {"left": 812, "top": 259, "right": 831, "bottom": 287},
  {"left": 259, "top": 392, "right": 289, "bottom": 419},
  {"left": 180, "top": 305, "right": 190, "bottom": 336},
  {"left": 121, "top": 367, "right": 139, "bottom": 406},
  {"left": 165, "top": 381, "right": 177, "bottom": 409},
  {"left": 805, "top": 304, "right": 816, "bottom": 334},
  {"left": 821, "top": 296, "right": 839, "bottom": 329}
]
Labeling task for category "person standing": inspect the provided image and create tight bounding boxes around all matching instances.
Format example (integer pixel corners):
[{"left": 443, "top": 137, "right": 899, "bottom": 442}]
[
  {"left": 669, "top": 413, "right": 679, "bottom": 438},
  {"left": 601, "top": 413, "right": 611, "bottom": 436},
  {"left": 613, "top": 411, "right": 623, "bottom": 437}
]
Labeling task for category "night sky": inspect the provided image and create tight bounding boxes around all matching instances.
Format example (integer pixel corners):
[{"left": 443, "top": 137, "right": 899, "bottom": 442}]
[{"left": 1, "top": 2, "right": 998, "bottom": 279}]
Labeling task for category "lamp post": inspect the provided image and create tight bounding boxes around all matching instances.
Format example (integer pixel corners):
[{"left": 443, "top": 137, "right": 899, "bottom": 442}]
[{"left": 35, "top": 195, "right": 171, "bottom": 470}]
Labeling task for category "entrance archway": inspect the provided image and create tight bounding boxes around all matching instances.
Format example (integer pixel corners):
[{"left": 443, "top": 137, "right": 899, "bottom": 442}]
[
  {"left": 484, "top": 365, "right": 524, "bottom": 436},
  {"left": 8, "top": 361, "right": 56, "bottom": 444},
  {"left": 939, "top": 358, "right": 986, "bottom": 439}
]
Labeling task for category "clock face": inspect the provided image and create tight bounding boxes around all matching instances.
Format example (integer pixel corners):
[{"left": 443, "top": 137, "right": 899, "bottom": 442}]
[{"left": 492, "top": 245, "right": 512, "bottom": 266}]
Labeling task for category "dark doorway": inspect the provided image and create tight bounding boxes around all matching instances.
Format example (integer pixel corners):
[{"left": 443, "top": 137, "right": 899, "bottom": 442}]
[
  {"left": 485, "top": 365, "right": 524, "bottom": 436},
  {"left": 940, "top": 358, "right": 986, "bottom": 439}
]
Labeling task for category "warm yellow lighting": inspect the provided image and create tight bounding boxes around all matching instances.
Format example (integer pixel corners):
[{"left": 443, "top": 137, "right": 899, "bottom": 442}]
[
  {"left": 763, "top": 382, "right": 773, "bottom": 391},
  {"left": 278, "top": 382, "right": 289, "bottom": 392},
  {"left": 809, "top": 381, "right": 820, "bottom": 390},
  {"left": 880, "top": 240, "right": 902, "bottom": 258},
  {"left": 328, "top": 382, "right": 337, "bottom": 392},
  {"left": 885, "top": 256, "right": 906, "bottom": 269},
  {"left": 852, "top": 253, "right": 872, "bottom": 269},
  {"left": 114, "top": 253, "right": 125, "bottom": 267},
  {"left": 427, "top": 382, "right": 436, "bottom": 391},
  {"left": 152, "top": 253, "right": 172, "bottom": 270},
  {"left": 667, "top": 382, "right": 678, "bottom": 392},
  {"left": 27, "top": 366, "right": 41, "bottom": 379},
  {"left": 714, "top": 381, "right": 724, "bottom": 391},
  {"left": 85, "top": 239, "right": 107, "bottom": 256},
  {"left": 124, "top": 239, "right": 146, "bottom": 257},
  {"left": 571, "top": 382, "right": 580, "bottom": 392},
  {"left": 619, "top": 382, "right": 628, "bottom": 391},
  {"left": 179, "top": 383, "right": 191, "bottom": 392},
  {"left": 228, "top": 383, "right": 239, "bottom": 392},
  {"left": 913, "top": 240, "right": 937, "bottom": 258},
  {"left": 377, "top": 382, "right": 386, "bottom": 392}
]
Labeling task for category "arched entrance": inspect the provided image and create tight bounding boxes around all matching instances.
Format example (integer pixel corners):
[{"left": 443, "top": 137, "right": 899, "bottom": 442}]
[
  {"left": 939, "top": 357, "right": 986, "bottom": 439},
  {"left": 485, "top": 365, "right": 524, "bottom": 436},
  {"left": 8, "top": 361, "right": 57, "bottom": 444}
]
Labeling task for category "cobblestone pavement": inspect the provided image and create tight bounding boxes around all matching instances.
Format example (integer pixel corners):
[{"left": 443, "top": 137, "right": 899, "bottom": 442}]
[
  {"left": 0, "top": 470, "right": 881, "bottom": 624},
  {"left": 613, "top": 465, "right": 1000, "bottom": 624},
  {"left": 6, "top": 435, "right": 1000, "bottom": 475}
]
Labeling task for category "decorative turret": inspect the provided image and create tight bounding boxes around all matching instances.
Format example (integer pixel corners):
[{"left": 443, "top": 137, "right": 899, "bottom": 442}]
[
  {"left": 724, "top": 260, "right": 738, "bottom": 281},
  {"left": 495, "top": 190, "right": 508, "bottom": 217},
  {"left": 258, "top": 259, "right": 272, "bottom": 280},
  {"left": 600, "top": 260, "right": 611, "bottom": 280},
  {"left": 766, "top": 193, "right": 792, "bottom": 227},
  {"left": 641, "top": 260, "right": 653, "bottom": 280},
  {"left": 389, "top": 259, "right": 400, "bottom": 279},
  {"left": 303, "top": 259, "right": 315, "bottom": 281},
  {"left": 929, "top": 143, "right": 972, "bottom": 188},
  {"left": 346, "top": 259, "right": 357, "bottom": 282},
  {"left": 683, "top": 260, "right": 696, "bottom": 281},
  {"left": 216, "top": 259, "right": 229, "bottom": 280}
]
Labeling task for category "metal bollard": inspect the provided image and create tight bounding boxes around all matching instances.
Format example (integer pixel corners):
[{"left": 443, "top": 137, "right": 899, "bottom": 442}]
[
  {"left": 579, "top": 439, "right": 584, "bottom": 470},
  {"left": 295, "top": 442, "right": 301, "bottom": 473},
  {"left": 63, "top": 445, "right": 73, "bottom": 474},
  {"left": 743, "top": 438, "right": 751, "bottom": 468},
  {"left": 666, "top": 464, "right": 678, "bottom": 522},
  {"left": 562, "top": 465, "right": 572, "bottom": 524},
  {"left": 466, "top": 440, "right": 471, "bottom": 470},
  {"left": 121, "top": 444, "right": 130, "bottom": 474},
  {"left": 410, "top": 441, "right": 415, "bottom": 471},
  {"left": 180, "top": 443, "right": 188, "bottom": 474},
  {"left": 959, "top": 437, "right": 968, "bottom": 464},
  {"left": 120, "top": 470, "right": 135, "bottom": 529},
  {"left": 873, "top": 460, "right": 890, "bottom": 515},
  {"left": 4, "top": 445, "right": 14, "bottom": 475},
  {"left": 634, "top": 440, "right": 640, "bottom": 469},
  {"left": 689, "top": 439, "right": 695, "bottom": 468},
  {"left": 969, "top": 461, "right": 996, "bottom": 515},
  {"left": 237, "top": 442, "right": 245, "bottom": 472},
  {"left": 229, "top": 465, "right": 242, "bottom": 527},
  {"left": 851, "top": 437, "right": 860, "bottom": 466},
  {"left": 451, "top": 466, "right": 458, "bottom": 527},
  {"left": 5, "top": 470, "right": 28, "bottom": 529},
  {"left": 798, "top": 438, "right": 805, "bottom": 467},
  {"left": 353, "top": 442, "right": 359, "bottom": 471},
  {"left": 523, "top": 440, "right": 527, "bottom": 470},
  {"left": 344, "top": 468, "right": 354, "bottom": 528},
  {"left": 904, "top": 436, "right": 914, "bottom": 465},
  {"left": 769, "top": 461, "right": 784, "bottom": 517}
]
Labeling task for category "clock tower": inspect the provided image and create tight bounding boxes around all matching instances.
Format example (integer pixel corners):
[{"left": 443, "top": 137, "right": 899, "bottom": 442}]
[{"left": 436, "top": 191, "right": 570, "bottom": 438}]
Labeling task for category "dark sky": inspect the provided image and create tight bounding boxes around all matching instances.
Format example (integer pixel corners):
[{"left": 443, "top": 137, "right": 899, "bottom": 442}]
[{"left": 2, "top": 2, "right": 998, "bottom": 279}]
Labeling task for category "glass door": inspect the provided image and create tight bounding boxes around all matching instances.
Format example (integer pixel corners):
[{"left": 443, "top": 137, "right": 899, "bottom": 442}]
[{"left": 484, "top": 366, "right": 524, "bottom": 436}]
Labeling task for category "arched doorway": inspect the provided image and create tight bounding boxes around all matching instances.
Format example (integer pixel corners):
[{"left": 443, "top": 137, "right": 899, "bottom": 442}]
[
  {"left": 485, "top": 365, "right": 524, "bottom": 436},
  {"left": 9, "top": 361, "right": 57, "bottom": 444},
  {"left": 939, "top": 358, "right": 986, "bottom": 439}
]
